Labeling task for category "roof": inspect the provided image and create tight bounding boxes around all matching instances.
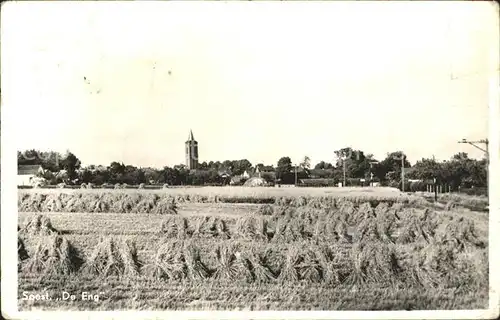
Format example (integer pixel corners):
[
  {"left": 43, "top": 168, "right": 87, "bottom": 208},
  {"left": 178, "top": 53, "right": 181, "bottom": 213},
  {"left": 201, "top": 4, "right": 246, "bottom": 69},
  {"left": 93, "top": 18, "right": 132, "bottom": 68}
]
[
  {"left": 18, "top": 165, "right": 42, "bottom": 175},
  {"left": 218, "top": 170, "right": 232, "bottom": 177},
  {"left": 299, "top": 178, "right": 336, "bottom": 185},
  {"left": 187, "top": 129, "right": 196, "bottom": 142}
]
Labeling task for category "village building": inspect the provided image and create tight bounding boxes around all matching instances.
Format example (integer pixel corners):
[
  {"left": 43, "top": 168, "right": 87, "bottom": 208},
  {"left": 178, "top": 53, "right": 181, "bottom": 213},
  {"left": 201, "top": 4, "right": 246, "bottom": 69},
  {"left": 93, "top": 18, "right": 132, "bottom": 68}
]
[
  {"left": 185, "top": 129, "right": 199, "bottom": 170},
  {"left": 242, "top": 170, "right": 250, "bottom": 179},
  {"left": 17, "top": 165, "right": 44, "bottom": 186}
]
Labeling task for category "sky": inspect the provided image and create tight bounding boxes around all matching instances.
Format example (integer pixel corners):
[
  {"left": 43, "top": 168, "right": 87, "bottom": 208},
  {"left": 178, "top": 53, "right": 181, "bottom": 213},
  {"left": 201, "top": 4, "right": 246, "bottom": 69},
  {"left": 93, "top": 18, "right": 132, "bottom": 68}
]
[{"left": 3, "top": 1, "right": 499, "bottom": 168}]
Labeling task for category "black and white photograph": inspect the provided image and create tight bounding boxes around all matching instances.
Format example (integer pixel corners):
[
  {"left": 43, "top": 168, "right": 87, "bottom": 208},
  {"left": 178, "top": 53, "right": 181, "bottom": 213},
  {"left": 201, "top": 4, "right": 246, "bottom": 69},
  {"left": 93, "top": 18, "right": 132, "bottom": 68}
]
[{"left": 1, "top": 1, "right": 499, "bottom": 318}]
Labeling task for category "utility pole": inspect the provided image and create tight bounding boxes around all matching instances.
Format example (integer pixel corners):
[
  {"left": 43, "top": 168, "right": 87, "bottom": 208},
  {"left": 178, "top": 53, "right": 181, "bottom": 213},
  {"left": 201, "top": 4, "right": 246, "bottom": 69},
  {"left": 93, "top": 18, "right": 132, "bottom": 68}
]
[
  {"left": 294, "top": 164, "right": 298, "bottom": 186},
  {"left": 434, "top": 177, "right": 437, "bottom": 202},
  {"left": 458, "top": 138, "right": 489, "bottom": 193},
  {"left": 343, "top": 158, "right": 346, "bottom": 187},
  {"left": 369, "top": 160, "right": 378, "bottom": 187},
  {"left": 401, "top": 154, "right": 405, "bottom": 192}
]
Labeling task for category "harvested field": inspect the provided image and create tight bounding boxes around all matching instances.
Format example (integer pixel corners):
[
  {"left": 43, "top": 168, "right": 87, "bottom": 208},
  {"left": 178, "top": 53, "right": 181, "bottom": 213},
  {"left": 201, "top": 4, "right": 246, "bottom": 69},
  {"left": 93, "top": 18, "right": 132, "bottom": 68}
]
[{"left": 17, "top": 187, "right": 488, "bottom": 310}]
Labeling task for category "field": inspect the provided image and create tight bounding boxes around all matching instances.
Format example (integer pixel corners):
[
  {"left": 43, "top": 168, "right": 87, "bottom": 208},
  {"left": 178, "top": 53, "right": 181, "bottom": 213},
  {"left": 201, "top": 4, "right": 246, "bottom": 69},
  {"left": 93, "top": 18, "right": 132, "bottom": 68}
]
[{"left": 17, "top": 187, "right": 489, "bottom": 311}]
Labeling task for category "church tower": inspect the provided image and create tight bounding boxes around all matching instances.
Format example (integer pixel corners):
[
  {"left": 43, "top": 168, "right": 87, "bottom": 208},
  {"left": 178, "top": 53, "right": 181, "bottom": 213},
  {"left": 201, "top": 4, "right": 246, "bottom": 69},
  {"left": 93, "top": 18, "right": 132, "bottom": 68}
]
[{"left": 185, "top": 129, "right": 198, "bottom": 170}]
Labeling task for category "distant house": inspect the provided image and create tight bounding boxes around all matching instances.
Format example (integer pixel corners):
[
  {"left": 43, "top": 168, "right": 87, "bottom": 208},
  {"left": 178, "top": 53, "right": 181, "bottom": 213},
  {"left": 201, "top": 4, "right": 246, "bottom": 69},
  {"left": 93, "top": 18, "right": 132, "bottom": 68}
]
[
  {"left": 218, "top": 170, "right": 231, "bottom": 179},
  {"left": 408, "top": 179, "right": 423, "bottom": 183},
  {"left": 18, "top": 165, "right": 44, "bottom": 186},
  {"left": 217, "top": 171, "right": 231, "bottom": 185},
  {"left": 254, "top": 166, "right": 261, "bottom": 178},
  {"left": 299, "top": 178, "right": 336, "bottom": 187}
]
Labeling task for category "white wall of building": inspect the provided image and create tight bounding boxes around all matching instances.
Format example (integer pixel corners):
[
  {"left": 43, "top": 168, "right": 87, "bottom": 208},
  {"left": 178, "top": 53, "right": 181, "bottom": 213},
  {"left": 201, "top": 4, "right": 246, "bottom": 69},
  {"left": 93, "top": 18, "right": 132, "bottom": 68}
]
[{"left": 18, "top": 175, "right": 34, "bottom": 186}]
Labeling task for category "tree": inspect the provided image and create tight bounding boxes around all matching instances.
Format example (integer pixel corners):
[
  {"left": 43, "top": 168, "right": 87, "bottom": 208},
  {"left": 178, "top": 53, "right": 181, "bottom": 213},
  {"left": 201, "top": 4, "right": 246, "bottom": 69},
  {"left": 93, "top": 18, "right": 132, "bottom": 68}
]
[
  {"left": 407, "top": 158, "right": 441, "bottom": 181},
  {"left": 446, "top": 153, "right": 486, "bottom": 188},
  {"left": 262, "top": 164, "right": 275, "bottom": 172},
  {"left": 199, "top": 161, "right": 209, "bottom": 170},
  {"left": 276, "top": 157, "right": 293, "bottom": 184},
  {"left": 211, "top": 161, "right": 222, "bottom": 170},
  {"left": 314, "top": 161, "right": 333, "bottom": 170},
  {"left": 109, "top": 162, "right": 125, "bottom": 175},
  {"left": 208, "top": 169, "right": 223, "bottom": 185},
  {"left": 18, "top": 149, "right": 63, "bottom": 172},
  {"left": 60, "top": 151, "right": 81, "bottom": 181},
  {"left": 452, "top": 152, "right": 469, "bottom": 161},
  {"left": 172, "top": 165, "right": 189, "bottom": 185},
  {"left": 18, "top": 149, "right": 40, "bottom": 166},
  {"left": 144, "top": 168, "right": 162, "bottom": 184},
  {"left": 377, "top": 151, "right": 411, "bottom": 183},
  {"left": 222, "top": 160, "right": 233, "bottom": 171},
  {"left": 108, "top": 161, "right": 125, "bottom": 183},
  {"left": 92, "top": 169, "right": 111, "bottom": 185},
  {"left": 162, "top": 167, "right": 180, "bottom": 185},
  {"left": 333, "top": 147, "right": 372, "bottom": 180},
  {"left": 79, "top": 169, "right": 94, "bottom": 184},
  {"left": 255, "top": 163, "right": 265, "bottom": 172},
  {"left": 232, "top": 159, "right": 252, "bottom": 175}
]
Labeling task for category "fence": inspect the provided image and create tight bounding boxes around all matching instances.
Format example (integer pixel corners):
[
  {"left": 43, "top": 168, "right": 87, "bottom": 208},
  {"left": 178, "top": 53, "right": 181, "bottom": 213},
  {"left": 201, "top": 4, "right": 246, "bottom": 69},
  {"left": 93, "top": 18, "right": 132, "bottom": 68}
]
[{"left": 426, "top": 184, "right": 452, "bottom": 194}]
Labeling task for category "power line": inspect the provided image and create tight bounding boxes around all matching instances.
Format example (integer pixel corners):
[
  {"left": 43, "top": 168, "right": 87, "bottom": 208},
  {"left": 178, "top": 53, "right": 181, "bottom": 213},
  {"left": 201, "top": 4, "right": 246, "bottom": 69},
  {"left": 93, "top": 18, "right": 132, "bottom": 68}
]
[
  {"left": 458, "top": 138, "right": 489, "bottom": 192},
  {"left": 458, "top": 139, "right": 489, "bottom": 154}
]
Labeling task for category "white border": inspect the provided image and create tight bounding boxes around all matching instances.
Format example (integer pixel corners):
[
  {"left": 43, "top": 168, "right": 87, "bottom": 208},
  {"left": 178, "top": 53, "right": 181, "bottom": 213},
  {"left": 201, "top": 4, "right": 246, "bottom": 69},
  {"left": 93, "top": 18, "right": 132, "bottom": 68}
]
[{"left": 2, "top": 1, "right": 499, "bottom": 319}]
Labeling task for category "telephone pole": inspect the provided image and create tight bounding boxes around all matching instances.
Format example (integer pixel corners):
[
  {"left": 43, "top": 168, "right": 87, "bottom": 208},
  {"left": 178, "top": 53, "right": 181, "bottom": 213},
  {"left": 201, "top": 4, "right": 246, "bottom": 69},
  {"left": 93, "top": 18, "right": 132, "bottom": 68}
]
[
  {"left": 401, "top": 154, "right": 405, "bottom": 192},
  {"left": 294, "top": 164, "right": 298, "bottom": 186},
  {"left": 369, "top": 161, "right": 378, "bottom": 186},
  {"left": 458, "top": 138, "right": 489, "bottom": 192},
  {"left": 343, "top": 158, "right": 347, "bottom": 187},
  {"left": 458, "top": 139, "right": 489, "bottom": 154}
]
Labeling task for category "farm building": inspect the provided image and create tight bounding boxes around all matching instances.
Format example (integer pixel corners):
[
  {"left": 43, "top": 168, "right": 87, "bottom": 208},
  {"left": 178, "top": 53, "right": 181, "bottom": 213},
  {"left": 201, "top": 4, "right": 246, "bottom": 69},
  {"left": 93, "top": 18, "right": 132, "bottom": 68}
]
[
  {"left": 242, "top": 170, "right": 250, "bottom": 179},
  {"left": 254, "top": 166, "right": 261, "bottom": 177},
  {"left": 408, "top": 179, "right": 423, "bottom": 183},
  {"left": 17, "top": 165, "right": 44, "bottom": 186},
  {"left": 298, "top": 178, "right": 337, "bottom": 187}
]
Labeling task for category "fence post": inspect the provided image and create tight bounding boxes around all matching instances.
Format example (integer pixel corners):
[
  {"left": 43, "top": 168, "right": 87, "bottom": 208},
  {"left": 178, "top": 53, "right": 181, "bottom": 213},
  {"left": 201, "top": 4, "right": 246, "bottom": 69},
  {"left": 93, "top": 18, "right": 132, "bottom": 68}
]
[{"left": 434, "top": 179, "right": 437, "bottom": 201}]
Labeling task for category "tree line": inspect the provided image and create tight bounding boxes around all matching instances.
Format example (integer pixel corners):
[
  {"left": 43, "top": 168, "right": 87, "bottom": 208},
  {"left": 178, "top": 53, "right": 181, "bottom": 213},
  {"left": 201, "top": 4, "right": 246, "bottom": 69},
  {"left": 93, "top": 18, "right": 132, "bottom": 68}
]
[{"left": 18, "top": 147, "right": 487, "bottom": 192}]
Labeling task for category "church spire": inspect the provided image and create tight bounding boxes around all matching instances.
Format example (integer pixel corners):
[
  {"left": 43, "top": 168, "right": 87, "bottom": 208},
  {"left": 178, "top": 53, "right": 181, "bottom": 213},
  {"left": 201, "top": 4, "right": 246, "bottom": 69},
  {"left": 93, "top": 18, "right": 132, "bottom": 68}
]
[{"left": 185, "top": 129, "right": 199, "bottom": 170}]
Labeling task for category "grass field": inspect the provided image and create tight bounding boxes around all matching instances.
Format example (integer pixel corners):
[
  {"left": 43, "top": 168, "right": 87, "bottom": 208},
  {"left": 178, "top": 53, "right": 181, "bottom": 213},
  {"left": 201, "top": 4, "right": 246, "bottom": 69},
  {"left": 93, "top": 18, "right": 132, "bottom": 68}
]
[{"left": 17, "top": 187, "right": 489, "bottom": 311}]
